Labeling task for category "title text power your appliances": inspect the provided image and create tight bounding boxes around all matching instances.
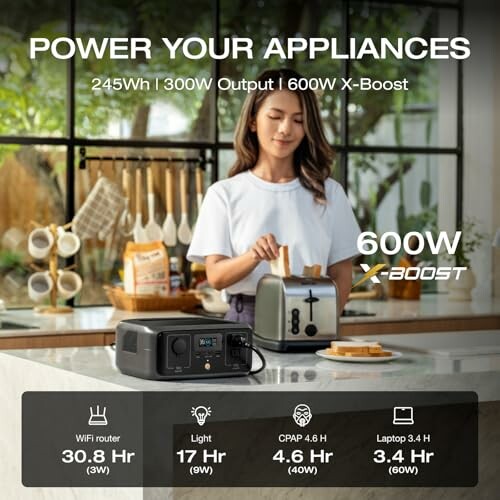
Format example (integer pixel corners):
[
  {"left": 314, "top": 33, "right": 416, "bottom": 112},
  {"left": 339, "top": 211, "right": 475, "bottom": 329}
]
[{"left": 29, "top": 37, "right": 471, "bottom": 61}]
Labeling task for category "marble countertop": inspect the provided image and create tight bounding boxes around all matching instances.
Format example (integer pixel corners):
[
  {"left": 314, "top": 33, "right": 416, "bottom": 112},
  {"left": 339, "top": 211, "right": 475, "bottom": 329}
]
[
  {"left": 344, "top": 294, "right": 500, "bottom": 320},
  {"left": 1, "top": 294, "right": 500, "bottom": 337},
  {"left": 3, "top": 329, "right": 500, "bottom": 401},
  {"left": 0, "top": 307, "right": 193, "bottom": 337}
]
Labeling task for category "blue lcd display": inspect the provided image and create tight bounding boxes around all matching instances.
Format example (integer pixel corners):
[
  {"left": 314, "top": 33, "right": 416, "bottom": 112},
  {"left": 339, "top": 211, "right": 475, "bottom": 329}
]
[{"left": 199, "top": 337, "right": 217, "bottom": 348}]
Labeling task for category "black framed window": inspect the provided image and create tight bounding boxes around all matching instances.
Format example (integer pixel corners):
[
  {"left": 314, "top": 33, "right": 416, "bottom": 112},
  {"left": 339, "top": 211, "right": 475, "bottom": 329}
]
[{"left": 0, "top": 0, "right": 463, "bottom": 307}]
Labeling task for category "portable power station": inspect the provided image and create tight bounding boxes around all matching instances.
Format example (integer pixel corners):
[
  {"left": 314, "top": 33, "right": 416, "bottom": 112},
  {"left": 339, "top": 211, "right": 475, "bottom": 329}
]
[{"left": 115, "top": 317, "right": 253, "bottom": 380}]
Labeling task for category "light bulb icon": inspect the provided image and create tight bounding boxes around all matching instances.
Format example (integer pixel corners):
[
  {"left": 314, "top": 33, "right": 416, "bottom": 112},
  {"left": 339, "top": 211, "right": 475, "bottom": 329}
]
[{"left": 191, "top": 406, "right": 212, "bottom": 426}]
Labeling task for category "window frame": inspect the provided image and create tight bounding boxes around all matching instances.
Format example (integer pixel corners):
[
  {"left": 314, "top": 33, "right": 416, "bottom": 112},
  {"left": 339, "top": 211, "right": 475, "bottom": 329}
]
[{"left": 0, "top": 0, "right": 464, "bottom": 305}]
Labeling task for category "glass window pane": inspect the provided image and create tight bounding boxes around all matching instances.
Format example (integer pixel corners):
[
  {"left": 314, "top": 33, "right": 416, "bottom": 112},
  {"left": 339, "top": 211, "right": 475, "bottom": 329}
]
[
  {"left": 331, "top": 151, "right": 344, "bottom": 185},
  {"left": 348, "top": 153, "right": 456, "bottom": 234},
  {"left": 75, "top": 1, "right": 214, "bottom": 141},
  {"left": 0, "top": 145, "right": 67, "bottom": 308},
  {"left": 218, "top": 149, "right": 236, "bottom": 179},
  {"left": 348, "top": 153, "right": 457, "bottom": 291},
  {"left": 0, "top": 1, "right": 68, "bottom": 137},
  {"left": 348, "top": 3, "right": 458, "bottom": 148},
  {"left": 74, "top": 146, "right": 211, "bottom": 305},
  {"left": 219, "top": 0, "right": 343, "bottom": 143}
]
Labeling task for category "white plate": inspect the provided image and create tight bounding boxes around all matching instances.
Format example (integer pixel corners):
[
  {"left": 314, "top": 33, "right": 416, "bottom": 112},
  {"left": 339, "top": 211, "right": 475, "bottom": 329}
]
[{"left": 316, "top": 349, "right": 403, "bottom": 363}]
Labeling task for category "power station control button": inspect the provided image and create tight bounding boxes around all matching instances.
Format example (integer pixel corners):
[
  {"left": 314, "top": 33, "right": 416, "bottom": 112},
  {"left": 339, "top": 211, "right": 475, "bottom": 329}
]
[
  {"left": 171, "top": 338, "right": 187, "bottom": 355},
  {"left": 204, "top": 362, "right": 211, "bottom": 370},
  {"left": 305, "top": 324, "right": 318, "bottom": 336}
]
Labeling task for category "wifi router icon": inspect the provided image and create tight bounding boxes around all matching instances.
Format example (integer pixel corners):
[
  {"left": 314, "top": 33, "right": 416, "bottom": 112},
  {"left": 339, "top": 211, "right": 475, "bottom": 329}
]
[{"left": 88, "top": 405, "right": 108, "bottom": 426}]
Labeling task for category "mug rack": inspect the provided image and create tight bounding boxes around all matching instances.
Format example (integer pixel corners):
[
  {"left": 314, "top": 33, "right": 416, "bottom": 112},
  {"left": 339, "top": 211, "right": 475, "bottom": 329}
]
[
  {"left": 78, "top": 147, "right": 213, "bottom": 171},
  {"left": 29, "top": 221, "right": 77, "bottom": 314}
]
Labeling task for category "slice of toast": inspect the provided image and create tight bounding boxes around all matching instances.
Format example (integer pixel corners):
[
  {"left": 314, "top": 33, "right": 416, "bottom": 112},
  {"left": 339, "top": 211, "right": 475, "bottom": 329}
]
[
  {"left": 270, "top": 245, "right": 291, "bottom": 278},
  {"left": 303, "top": 264, "right": 321, "bottom": 278},
  {"left": 326, "top": 341, "right": 391, "bottom": 358},
  {"left": 330, "top": 341, "right": 380, "bottom": 352},
  {"left": 344, "top": 351, "right": 391, "bottom": 357}
]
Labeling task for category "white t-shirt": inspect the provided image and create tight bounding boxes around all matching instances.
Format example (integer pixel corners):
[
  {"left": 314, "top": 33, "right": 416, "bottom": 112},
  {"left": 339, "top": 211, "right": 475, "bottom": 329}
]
[{"left": 187, "top": 171, "right": 361, "bottom": 296}]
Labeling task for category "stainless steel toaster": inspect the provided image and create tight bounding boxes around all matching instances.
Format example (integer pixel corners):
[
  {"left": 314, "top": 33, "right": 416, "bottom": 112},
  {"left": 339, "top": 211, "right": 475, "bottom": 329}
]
[{"left": 254, "top": 274, "right": 338, "bottom": 352}]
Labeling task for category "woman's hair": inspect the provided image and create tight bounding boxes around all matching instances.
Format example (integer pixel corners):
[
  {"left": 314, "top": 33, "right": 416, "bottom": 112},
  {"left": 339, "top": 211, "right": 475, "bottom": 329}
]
[{"left": 229, "top": 68, "right": 334, "bottom": 203}]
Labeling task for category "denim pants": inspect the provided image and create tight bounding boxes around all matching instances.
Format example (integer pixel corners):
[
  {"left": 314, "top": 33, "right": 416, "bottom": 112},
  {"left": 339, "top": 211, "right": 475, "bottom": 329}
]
[{"left": 224, "top": 294, "right": 256, "bottom": 328}]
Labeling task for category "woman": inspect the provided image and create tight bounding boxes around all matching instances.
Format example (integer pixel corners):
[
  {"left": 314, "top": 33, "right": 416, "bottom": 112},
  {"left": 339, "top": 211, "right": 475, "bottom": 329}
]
[{"left": 187, "top": 68, "right": 360, "bottom": 327}]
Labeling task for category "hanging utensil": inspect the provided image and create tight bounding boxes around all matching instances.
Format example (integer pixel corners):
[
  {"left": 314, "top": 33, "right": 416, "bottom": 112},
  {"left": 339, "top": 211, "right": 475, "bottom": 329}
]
[
  {"left": 177, "top": 165, "right": 192, "bottom": 245},
  {"left": 118, "top": 159, "right": 134, "bottom": 236},
  {"left": 144, "top": 164, "right": 163, "bottom": 242},
  {"left": 162, "top": 164, "right": 177, "bottom": 247},
  {"left": 133, "top": 164, "right": 148, "bottom": 243},
  {"left": 78, "top": 164, "right": 93, "bottom": 281},
  {"left": 97, "top": 156, "right": 103, "bottom": 179},
  {"left": 195, "top": 166, "right": 204, "bottom": 212},
  {"left": 192, "top": 165, "right": 204, "bottom": 232},
  {"left": 103, "top": 156, "right": 117, "bottom": 267},
  {"left": 96, "top": 157, "right": 105, "bottom": 273}
]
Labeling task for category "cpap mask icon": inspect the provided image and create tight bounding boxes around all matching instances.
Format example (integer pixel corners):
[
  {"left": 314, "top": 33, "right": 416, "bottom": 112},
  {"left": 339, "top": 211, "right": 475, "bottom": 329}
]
[
  {"left": 293, "top": 403, "right": 312, "bottom": 428},
  {"left": 191, "top": 406, "right": 212, "bottom": 426}
]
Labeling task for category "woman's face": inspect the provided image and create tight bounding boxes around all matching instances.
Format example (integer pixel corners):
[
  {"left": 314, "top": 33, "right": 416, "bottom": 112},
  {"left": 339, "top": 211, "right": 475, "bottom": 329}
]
[{"left": 250, "top": 89, "right": 305, "bottom": 162}]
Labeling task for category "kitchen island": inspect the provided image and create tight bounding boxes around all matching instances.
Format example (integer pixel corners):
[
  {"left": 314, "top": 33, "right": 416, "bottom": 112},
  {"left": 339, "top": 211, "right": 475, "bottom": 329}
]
[{"left": 1, "top": 329, "right": 499, "bottom": 500}]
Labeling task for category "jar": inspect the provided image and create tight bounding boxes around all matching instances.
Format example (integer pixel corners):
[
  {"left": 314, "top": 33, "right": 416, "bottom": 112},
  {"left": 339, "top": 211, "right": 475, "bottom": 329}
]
[
  {"left": 190, "top": 262, "right": 207, "bottom": 289},
  {"left": 169, "top": 257, "right": 185, "bottom": 295}
]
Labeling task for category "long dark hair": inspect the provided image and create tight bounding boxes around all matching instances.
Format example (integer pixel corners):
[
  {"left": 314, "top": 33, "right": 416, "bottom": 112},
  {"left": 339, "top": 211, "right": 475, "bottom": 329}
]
[{"left": 229, "top": 68, "right": 333, "bottom": 203}]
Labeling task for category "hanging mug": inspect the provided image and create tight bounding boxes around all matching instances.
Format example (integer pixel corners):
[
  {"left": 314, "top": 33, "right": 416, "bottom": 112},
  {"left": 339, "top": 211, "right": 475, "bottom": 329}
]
[
  {"left": 57, "top": 270, "right": 83, "bottom": 300},
  {"left": 28, "top": 227, "right": 54, "bottom": 260},
  {"left": 56, "top": 227, "right": 81, "bottom": 258},
  {"left": 27, "top": 271, "right": 53, "bottom": 302}
]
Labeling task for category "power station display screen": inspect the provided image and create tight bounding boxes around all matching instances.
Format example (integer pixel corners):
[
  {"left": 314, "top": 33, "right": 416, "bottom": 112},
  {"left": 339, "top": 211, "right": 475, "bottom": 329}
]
[
  {"left": 193, "top": 333, "right": 223, "bottom": 353},
  {"left": 199, "top": 337, "right": 217, "bottom": 348}
]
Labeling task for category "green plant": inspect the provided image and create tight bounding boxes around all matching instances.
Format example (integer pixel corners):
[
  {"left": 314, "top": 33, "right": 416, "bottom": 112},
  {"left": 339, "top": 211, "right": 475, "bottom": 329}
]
[
  {"left": 0, "top": 249, "right": 25, "bottom": 274},
  {"left": 442, "top": 218, "right": 489, "bottom": 268}
]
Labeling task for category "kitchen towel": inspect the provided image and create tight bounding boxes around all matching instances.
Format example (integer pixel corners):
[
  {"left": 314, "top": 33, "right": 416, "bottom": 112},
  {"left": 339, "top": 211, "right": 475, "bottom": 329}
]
[{"left": 72, "top": 177, "right": 125, "bottom": 240}]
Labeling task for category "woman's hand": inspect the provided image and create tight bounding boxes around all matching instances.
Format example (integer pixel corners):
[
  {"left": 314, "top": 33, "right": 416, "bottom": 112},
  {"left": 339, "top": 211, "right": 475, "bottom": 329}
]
[
  {"left": 205, "top": 234, "right": 280, "bottom": 290},
  {"left": 250, "top": 233, "right": 280, "bottom": 261}
]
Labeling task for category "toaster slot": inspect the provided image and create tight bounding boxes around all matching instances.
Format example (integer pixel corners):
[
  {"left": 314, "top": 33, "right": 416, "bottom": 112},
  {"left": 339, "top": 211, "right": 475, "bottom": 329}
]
[{"left": 304, "top": 289, "right": 319, "bottom": 322}]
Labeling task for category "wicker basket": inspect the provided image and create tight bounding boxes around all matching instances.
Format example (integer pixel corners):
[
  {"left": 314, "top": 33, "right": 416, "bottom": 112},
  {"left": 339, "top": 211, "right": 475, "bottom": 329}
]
[{"left": 104, "top": 286, "right": 200, "bottom": 312}]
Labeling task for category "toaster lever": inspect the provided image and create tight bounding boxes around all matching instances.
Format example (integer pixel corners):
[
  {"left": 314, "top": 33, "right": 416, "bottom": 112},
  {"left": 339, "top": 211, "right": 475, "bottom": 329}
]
[{"left": 304, "top": 289, "right": 319, "bottom": 321}]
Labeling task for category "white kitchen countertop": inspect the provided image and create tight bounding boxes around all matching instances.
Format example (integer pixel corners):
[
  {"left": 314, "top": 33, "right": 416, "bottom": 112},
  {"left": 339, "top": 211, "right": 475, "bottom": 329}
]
[
  {"left": 3, "top": 329, "right": 500, "bottom": 401},
  {"left": 345, "top": 293, "right": 500, "bottom": 320},
  {"left": 0, "top": 307, "right": 193, "bottom": 336},
  {"left": 1, "top": 294, "right": 499, "bottom": 337}
]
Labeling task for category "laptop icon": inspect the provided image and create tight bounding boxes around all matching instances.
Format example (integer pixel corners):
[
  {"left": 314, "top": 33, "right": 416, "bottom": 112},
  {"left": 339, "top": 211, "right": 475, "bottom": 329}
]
[{"left": 393, "top": 406, "right": 414, "bottom": 425}]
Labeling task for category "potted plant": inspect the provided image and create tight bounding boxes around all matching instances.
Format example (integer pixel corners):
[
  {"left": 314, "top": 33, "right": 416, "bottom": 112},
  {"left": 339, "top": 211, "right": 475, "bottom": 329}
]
[{"left": 445, "top": 218, "right": 488, "bottom": 301}]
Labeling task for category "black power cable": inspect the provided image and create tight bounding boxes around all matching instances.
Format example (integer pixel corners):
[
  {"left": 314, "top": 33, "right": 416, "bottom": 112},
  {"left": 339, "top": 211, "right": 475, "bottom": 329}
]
[
  {"left": 243, "top": 341, "right": 266, "bottom": 375},
  {"left": 229, "top": 334, "right": 266, "bottom": 376}
]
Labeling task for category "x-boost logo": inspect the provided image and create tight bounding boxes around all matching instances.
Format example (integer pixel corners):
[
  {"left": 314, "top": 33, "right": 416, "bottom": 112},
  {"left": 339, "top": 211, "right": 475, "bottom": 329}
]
[
  {"left": 353, "top": 231, "right": 466, "bottom": 288},
  {"left": 353, "top": 263, "right": 467, "bottom": 288}
]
